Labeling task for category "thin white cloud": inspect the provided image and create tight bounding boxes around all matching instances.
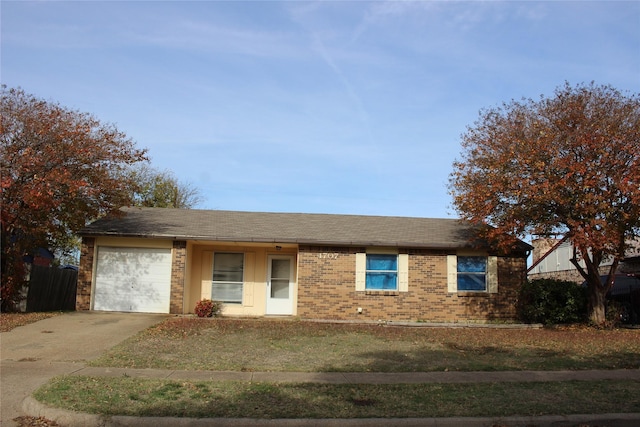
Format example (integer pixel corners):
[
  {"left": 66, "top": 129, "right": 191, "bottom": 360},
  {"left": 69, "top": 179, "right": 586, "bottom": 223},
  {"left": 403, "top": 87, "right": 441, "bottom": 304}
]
[
  {"left": 127, "top": 19, "right": 301, "bottom": 58},
  {"left": 3, "top": 2, "right": 308, "bottom": 60},
  {"left": 310, "top": 33, "right": 370, "bottom": 126},
  {"left": 351, "top": 0, "right": 439, "bottom": 44}
]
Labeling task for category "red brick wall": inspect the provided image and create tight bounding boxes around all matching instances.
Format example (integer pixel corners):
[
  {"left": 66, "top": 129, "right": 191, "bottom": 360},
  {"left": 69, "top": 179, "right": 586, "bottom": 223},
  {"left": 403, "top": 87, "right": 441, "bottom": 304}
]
[
  {"left": 296, "top": 246, "right": 526, "bottom": 322},
  {"left": 76, "top": 237, "right": 95, "bottom": 311},
  {"left": 170, "top": 240, "right": 187, "bottom": 314}
]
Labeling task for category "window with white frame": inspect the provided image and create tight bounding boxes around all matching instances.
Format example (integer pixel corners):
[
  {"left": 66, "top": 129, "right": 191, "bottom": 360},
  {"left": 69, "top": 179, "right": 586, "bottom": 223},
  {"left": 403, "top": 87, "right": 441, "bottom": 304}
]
[
  {"left": 457, "top": 256, "right": 487, "bottom": 291},
  {"left": 447, "top": 255, "right": 498, "bottom": 293},
  {"left": 211, "top": 253, "right": 244, "bottom": 303},
  {"left": 366, "top": 254, "right": 398, "bottom": 290},
  {"left": 356, "top": 252, "right": 409, "bottom": 292}
]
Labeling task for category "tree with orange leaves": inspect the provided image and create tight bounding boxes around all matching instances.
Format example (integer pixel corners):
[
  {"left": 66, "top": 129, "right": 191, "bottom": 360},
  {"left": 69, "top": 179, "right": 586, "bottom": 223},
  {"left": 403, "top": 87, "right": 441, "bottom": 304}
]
[
  {"left": 1, "top": 86, "right": 148, "bottom": 311},
  {"left": 450, "top": 82, "right": 640, "bottom": 325}
]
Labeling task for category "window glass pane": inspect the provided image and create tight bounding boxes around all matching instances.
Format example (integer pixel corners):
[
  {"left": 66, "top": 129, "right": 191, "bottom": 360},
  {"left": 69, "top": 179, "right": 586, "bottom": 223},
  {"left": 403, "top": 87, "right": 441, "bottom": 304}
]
[
  {"left": 457, "top": 274, "right": 486, "bottom": 291},
  {"left": 271, "top": 279, "right": 289, "bottom": 299},
  {"left": 457, "top": 256, "right": 486, "bottom": 273},
  {"left": 212, "top": 253, "right": 243, "bottom": 303},
  {"left": 366, "top": 254, "right": 398, "bottom": 271},
  {"left": 365, "top": 254, "right": 398, "bottom": 290},
  {"left": 213, "top": 253, "right": 243, "bottom": 282},
  {"left": 366, "top": 272, "right": 397, "bottom": 290},
  {"left": 271, "top": 259, "right": 290, "bottom": 279},
  {"left": 457, "top": 256, "right": 487, "bottom": 291},
  {"left": 211, "top": 282, "right": 243, "bottom": 303}
]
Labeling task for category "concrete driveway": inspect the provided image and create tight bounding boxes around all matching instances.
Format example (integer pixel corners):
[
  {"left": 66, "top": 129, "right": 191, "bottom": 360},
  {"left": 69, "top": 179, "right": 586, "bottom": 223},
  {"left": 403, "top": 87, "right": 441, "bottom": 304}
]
[{"left": 1, "top": 311, "right": 167, "bottom": 426}]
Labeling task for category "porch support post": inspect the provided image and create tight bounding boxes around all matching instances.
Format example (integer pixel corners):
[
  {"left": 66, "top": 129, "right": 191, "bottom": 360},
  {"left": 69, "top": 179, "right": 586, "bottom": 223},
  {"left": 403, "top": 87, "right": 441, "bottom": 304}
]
[
  {"left": 76, "top": 237, "right": 95, "bottom": 311},
  {"left": 170, "top": 240, "right": 187, "bottom": 314}
]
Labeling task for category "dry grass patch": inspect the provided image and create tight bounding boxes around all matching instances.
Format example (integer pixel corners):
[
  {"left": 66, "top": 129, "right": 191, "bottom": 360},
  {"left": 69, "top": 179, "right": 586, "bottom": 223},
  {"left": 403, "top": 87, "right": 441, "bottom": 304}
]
[
  {"left": 34, "top": 376, "right": 640, "bottom": 419},
  {"left": 91, "top": 318, "right": 640, "bottom": 372}
]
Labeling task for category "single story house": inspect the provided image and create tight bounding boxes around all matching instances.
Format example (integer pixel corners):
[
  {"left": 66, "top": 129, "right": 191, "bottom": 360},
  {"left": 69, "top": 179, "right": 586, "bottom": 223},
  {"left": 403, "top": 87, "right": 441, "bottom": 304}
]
[{"left": 76, "top": 207, "right": 532, "bottom": 322}]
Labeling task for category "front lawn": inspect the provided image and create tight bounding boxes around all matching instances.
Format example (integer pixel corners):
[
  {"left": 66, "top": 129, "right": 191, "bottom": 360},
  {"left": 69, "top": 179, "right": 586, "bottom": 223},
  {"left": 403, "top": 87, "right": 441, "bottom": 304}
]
[
  {"left": 91, "top": 317, "right": 640, "bottom": 372},
  {"left": 33, "top": 318, "right": 640, "bottom": 420},
  {"left": 35, "top": 377, "right": 640, "bottom": 419}
]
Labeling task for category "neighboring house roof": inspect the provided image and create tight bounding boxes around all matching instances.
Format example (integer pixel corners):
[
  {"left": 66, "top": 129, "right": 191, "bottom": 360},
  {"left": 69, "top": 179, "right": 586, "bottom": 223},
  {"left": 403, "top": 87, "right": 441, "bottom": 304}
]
[{"left": 81, "top": 207, "right": 532, "bottom": 252}]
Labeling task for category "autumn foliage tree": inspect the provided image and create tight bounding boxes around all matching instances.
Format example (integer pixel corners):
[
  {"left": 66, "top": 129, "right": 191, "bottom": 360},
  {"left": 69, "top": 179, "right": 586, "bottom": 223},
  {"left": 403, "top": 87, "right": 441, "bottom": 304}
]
[
  {"left": 449, "top": 82, "right": 640, "bottom": 325},
  {"left": 1, "top": 86, "right": 148, "bottom": 310},
  {"left": 128, "top": 164, "right": 202, "bottom": 209}
]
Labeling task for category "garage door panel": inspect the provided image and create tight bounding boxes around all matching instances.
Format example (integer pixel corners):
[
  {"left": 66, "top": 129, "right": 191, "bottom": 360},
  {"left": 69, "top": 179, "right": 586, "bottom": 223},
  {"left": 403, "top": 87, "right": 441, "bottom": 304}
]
[{"left": 94, "top": 247, "right": 172, "bottom": 313}]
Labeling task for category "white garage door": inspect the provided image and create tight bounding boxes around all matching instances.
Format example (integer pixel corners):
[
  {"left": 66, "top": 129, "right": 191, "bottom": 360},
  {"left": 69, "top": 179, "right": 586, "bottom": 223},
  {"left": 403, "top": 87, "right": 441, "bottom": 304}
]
[{"left": 93, "top": 247, "right": 172, "bottom": 313}]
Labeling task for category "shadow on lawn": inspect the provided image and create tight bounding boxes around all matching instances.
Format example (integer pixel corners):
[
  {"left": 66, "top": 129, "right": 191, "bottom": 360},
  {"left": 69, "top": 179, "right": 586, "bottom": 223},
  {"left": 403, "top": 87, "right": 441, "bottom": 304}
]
[
  {"left": 131, "top": 383, "right": 375, "bottom": 419},
  {"left": 318, "top": 344, "right": 640, "bottom": 372}
]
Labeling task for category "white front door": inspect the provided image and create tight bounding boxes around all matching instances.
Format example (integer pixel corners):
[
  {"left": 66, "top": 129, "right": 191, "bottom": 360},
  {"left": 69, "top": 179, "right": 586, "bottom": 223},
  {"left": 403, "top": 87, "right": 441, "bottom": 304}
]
[{"left": 266, "top": 255, "right": 294, "bottom": 315}]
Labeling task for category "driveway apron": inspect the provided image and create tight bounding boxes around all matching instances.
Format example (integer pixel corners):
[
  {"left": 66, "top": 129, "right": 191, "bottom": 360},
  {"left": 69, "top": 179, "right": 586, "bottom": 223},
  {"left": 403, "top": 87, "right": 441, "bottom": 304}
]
[{"left": 1, "top": 311, "right": 167, "bottom": 426}]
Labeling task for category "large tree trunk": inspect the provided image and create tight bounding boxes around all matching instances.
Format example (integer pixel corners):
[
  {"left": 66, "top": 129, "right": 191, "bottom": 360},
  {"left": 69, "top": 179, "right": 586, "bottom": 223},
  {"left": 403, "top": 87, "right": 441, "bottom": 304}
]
[
  {"left": 586, "top": 278, "right": 607, "bottom": 325},
  {"left": 571, "top": 246, "right": 618, "bottom": 326}
]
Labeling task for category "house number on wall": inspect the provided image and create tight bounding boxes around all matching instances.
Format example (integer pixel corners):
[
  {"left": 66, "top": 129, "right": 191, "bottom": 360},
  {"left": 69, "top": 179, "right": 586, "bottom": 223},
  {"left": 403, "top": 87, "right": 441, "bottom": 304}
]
[{"left": 318, "top": 253, "right": 340, "bottom": 260}]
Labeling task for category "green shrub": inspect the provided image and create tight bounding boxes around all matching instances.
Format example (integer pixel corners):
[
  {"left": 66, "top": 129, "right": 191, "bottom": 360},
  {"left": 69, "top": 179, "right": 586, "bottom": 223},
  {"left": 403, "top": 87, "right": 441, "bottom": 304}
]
[
  {"left": 194, "top": 299, "right": 222, "bottom": 318},
  {"left": 605, "top": 299, "right": 632, "bottom": 327},
  {"left": 517, "top": 278, "right": 588, "bottom": 325}
]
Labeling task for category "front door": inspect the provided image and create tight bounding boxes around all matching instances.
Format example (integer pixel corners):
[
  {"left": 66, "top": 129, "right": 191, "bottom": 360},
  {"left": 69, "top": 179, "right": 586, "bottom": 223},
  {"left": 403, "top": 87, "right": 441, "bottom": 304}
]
[{"left": 266, "top": 255, "right": 294, "bottom": 315}]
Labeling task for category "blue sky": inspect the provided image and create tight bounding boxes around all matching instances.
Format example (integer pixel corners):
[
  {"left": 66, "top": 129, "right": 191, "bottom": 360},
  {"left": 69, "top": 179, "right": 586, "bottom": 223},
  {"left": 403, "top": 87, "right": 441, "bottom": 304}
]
[{"left": 2, "top": 1, "right": 639, "bottom": 218}]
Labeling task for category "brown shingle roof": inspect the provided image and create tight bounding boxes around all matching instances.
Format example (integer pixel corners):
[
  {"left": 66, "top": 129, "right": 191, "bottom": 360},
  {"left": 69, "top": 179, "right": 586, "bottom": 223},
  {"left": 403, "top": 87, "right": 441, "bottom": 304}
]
[{"left": 81, "top": 207, "right": 531, "bottom": 252}]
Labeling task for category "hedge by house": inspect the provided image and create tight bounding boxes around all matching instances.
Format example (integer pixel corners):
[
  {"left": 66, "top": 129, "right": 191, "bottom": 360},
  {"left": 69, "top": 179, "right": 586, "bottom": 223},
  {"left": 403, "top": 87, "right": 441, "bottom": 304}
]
[{"left": 517, "top": 278, "right": 588, "bottom": 325}]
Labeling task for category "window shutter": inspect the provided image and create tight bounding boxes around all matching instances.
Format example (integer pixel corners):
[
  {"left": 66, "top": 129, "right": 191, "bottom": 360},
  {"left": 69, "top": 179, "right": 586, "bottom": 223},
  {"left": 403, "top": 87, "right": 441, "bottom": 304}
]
[
  {"left": 487, "top": 256, "right": 498, "bottom": 293},
  {"left": 398, "top": 254, "right": 409, "bottom": 292},
  {"left": 355, "top": 253, "right": 366, "bottom": 291},
  {"left": 447, "top": 255, "right": 457, "bottom": 293}
]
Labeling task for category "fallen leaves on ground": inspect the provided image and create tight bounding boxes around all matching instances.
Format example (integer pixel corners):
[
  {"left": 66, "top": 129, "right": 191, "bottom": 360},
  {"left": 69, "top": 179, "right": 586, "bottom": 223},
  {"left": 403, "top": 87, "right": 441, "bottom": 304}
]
[
  {"left": 0, "top": 312, "right": 62, "bottom": 332},
  {"left": 13, "top": 416, "right": 60, "bottom": 427}
]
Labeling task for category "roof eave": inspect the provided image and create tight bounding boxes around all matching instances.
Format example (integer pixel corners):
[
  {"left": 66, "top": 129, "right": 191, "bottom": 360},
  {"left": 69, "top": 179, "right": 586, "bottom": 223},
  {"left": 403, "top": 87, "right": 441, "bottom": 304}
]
[{"left": 81, "top": 232, "right": 497, "bottom": 251}]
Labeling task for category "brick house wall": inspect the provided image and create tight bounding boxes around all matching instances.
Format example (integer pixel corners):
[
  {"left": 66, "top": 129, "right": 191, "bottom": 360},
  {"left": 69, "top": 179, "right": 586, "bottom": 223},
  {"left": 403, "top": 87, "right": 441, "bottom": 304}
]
[
  {"left": 296, "top": 245, "right": 526, "bottom": 322},
  {"left": 170, "top": 240, "right": 187, "bottom": 314},
  {"left": 76, "top": 237, "right": 95, "bottom": 311},
  {"left": 527, "top": 264, "right": 632, "bottom": 284}
]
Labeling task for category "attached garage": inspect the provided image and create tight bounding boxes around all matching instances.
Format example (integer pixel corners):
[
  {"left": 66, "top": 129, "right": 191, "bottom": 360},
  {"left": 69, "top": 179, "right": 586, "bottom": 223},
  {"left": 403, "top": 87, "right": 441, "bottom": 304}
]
[{"left": 93, "top": 246, "right": 172, "bottom": 313}]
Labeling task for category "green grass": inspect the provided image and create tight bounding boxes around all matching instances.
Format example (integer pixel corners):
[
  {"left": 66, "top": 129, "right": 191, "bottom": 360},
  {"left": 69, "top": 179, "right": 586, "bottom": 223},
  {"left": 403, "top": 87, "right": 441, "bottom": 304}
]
[
  {"left": 35, "top": 376, "right": 640, "bottom": 419},
  {"left": 90, "top": 318, "right": 640, "bottom": 372}
]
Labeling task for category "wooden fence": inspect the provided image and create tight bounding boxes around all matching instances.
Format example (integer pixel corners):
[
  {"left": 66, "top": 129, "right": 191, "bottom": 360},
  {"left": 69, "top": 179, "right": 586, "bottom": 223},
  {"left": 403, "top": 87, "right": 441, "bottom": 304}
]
[{"left": 26, "top": 265, "right": 77, "bottom": 312}]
